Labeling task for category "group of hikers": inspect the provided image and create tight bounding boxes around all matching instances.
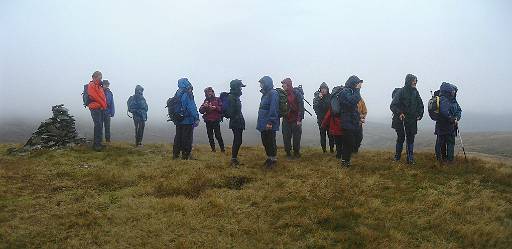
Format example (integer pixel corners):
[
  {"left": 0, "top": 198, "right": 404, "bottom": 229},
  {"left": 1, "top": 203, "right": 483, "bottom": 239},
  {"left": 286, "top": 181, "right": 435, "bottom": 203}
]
[{"left": 83, "top": 71, "right": 462, "bottom": 168}]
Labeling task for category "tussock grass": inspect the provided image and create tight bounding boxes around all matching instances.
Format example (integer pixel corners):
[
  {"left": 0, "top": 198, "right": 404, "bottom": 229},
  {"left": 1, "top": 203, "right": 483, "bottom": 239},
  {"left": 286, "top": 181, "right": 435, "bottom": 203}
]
[{"left": 1, "top": 143, "right": 511, "bottom": 248}]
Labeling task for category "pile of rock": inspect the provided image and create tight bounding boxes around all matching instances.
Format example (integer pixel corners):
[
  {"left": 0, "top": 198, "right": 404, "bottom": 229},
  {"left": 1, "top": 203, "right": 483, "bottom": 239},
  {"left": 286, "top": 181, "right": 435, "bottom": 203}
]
[{"left": 21, "top": 104, "right": 86, "bottom": 150}]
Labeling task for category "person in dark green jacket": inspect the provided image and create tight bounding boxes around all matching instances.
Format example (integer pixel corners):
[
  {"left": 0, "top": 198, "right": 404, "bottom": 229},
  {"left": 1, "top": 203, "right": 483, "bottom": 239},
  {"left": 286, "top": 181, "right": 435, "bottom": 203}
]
[{"left": 390, "top": 74, "right": 424, "bottom": 164}]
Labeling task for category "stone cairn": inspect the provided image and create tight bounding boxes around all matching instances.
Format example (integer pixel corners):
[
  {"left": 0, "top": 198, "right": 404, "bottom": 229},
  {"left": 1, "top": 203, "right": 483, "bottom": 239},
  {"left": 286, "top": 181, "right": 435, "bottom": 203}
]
[{"left": 20, "top": 104, "right": 86, "bottom": 151}]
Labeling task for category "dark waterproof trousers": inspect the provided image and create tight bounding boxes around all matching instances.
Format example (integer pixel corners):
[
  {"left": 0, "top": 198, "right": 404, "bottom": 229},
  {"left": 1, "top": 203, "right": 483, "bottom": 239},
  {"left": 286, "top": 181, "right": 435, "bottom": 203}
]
[
  {"left": 319, "top": 127, "right": 335, "bottom": 152},
  {"left": 90, "top": 109, "right": 104, "bottom": 148},
  {"left": 103, "top": 114, "right": 111, "bottom": 142},
  {"left": 334, "top": 135, "right": 343, "bottom": 159},
  {"left": 354, "top": 127, "right": 363, "bottom": 152},
  {"left": 206, "top": 121, "right": 224, "bottom": 151},
  {"left": 231, "top": 129, "right": 243, "bottom": 159},
  {"left": 173, "top": 124, "right": 194, "bottom": 159},
  {"left": 134, "top": 118, "right": 145, "bottom": 145},
  {"left": 282, "top": 120, "right": 302, "bottom": 155},
  {"left": 342, "top": 129, "right": 356, "bottom": 162},
  {"left": 261, "top": 130, "right": 277, "bottom": 158},
  {"left": 435, "top": 134, "right": 456, "bottom": 161}
]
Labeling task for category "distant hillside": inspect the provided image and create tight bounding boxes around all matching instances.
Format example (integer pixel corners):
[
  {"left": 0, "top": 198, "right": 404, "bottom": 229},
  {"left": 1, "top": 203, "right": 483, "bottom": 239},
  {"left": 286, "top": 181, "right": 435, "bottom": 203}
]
[{"left": 1, "top": 144, "right": 511, "bottom": 248}]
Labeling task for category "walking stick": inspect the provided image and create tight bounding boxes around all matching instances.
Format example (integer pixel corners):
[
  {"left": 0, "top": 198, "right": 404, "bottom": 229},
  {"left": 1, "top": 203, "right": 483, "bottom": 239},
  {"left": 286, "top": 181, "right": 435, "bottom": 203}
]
[{"left": 456, "top": 125, "right": 468, "bottom": 161}]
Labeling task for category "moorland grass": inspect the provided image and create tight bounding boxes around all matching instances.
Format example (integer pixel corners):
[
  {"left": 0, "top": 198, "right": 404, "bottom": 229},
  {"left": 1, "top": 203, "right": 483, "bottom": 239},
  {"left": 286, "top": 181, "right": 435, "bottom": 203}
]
[{"left": 0, "top": 143, "right": 511, "bottom": 248}]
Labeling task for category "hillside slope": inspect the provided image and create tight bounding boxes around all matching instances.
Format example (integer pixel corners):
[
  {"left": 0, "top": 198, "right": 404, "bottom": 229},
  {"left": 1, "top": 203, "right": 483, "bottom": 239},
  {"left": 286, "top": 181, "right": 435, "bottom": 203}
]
[{"left": 1, "top": 144, "right": 511, "bottom": 248}]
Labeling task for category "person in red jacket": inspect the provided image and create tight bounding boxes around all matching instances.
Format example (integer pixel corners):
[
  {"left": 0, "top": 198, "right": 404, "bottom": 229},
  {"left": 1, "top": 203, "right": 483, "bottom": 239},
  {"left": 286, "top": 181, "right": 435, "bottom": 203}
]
[
  {"left": 87, "top": 71, "right": 107, "bottom": 151},
  {"left": 321, "top": 107, "right": 343, "bottom": 159},
  {"left": 199, "top": 87, "right": 225, "bottom": 152}
]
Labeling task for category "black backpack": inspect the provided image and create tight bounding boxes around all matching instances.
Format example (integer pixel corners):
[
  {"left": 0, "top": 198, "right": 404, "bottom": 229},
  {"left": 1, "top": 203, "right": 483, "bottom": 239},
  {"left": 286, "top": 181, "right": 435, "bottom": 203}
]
[
  {"left": 330, "top": 86, "right": 344, "bottom": 115},
  {"left": 428, "top": 90, "right": 441, "bottom": 121},
  {"left": 219, "top": 92, "right": 232, "bottom": 119},
  {"left": 392, "top": 88, "right": 401, "bottom": 100},
  {"left": 166, "top": 92, "right": 184, "bottom": 123},
  {"left": 275, "top": 88, "right": 289, "bottom": 118},
  {"left": 82, "top": 84, "right": 90, "bottom": 107}
]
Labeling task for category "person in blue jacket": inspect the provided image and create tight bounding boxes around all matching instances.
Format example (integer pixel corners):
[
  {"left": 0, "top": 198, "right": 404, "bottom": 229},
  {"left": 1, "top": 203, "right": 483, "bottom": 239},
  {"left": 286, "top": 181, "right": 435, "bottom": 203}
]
[
  {"left": 127, "top": 85, "right": 148, "bottom": 147},
  {"left": 339, "top": 75, "right": 363, "bottom": 167},
  {"left": 435, "top": 82, "right": 462, "bottom": 163},
  {"left": 173, "top": 78, "right": 200, "bottom": 160},
  {"left": 102, "top": 80, "right": 115, "bottom": 143},
  {"left": 257, "top": 76, "right": 280, "bottom": 168}
]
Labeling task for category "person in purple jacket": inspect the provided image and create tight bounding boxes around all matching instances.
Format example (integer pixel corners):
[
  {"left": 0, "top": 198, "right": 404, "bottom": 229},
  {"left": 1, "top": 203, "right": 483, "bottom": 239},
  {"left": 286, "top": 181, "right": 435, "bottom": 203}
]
[
  {"left": 199, "top": 87, "right": 225, "bottom": 152},
  {"left": 102, "top": 80, "right": 115, "bottom": 143}
]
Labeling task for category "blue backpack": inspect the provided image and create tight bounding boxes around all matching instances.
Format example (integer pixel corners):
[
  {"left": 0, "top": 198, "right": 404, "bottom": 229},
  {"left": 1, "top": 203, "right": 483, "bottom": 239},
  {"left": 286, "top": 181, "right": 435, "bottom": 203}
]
[
  {"left": 219, "top": 92, "right": 232, "bottom": 119},
  {"left": 82, "top": 84, "right": 90, "bottom": 107},
  {"left": 166, "top": 92, "right": 185, "bottom": 123}
]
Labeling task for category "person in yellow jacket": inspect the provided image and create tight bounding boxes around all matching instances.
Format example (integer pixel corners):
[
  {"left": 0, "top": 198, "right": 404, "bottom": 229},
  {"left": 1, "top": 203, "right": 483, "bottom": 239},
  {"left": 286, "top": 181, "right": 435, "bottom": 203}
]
[{"left": 354, "top": 98, "right": 367, "bottom": 153}]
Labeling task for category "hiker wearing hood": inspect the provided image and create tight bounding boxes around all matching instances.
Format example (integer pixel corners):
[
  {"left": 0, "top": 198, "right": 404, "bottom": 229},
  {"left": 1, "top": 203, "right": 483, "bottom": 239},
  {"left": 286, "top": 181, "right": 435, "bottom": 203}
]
[
  {"left": 338, "top": 75, "right": 363, "bottom": 167},
  {"left": 281, "top": 78, "right": 304, "bottom": 159},
  {"left": 313, "top": 82, "right": 335, "bottom": 153},
  {"left": 390, "top": 74, "right": 424, "bottom": 164},
  {"left": 87, "top": 71, "right": 107, "bottom": 151},
  {"left": 102, "top": 80, "right": 115, "bottom": 143},
  {"left": 435, "top": 82, "right": 462, "bottom": 162},
  {"left": 257, "top": 76, "right": 279, "bottom": 168},
  {"left": 199, "top": 87, "right": 225, "bottom": 152},
  {"left": 127, "top": 85, "right": 148, "bottom": 147},
  {"left": 226, "top": 79, "right": 246, "bottom": 166},
  {"left": 172, "top": 78, "right": 200, "bottom": 159}
]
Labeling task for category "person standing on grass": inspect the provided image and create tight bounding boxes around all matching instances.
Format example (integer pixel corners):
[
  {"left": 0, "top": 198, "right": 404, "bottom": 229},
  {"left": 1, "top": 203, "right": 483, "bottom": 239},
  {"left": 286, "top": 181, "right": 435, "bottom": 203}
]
[
  {"left": 127, "top": 85, "right": 148, "bottom": 147},
  {"left": 102, "top": 80, "right": 115, "bottom": 143},
  {"left": 225, "top": 79, "right": 246, "bottom": 167},
  {"left": 87, "top": 71, "right": 107, "bottom": 152},
  {"left": 354, "top": 98, "right": 367, "bottom": 153},
  {"left": 280, "top": 78, "right": 304, "bottom": 159},
  {"left": 313, "top": 82, "right": 335, "bottom": 153},
  {"left": 321, "top": 107, "right": 343, "bottom": 159},
  {"left": 199, "top": 87, "right": 225, "bottom": 153},
  {"left": 173, "top": 78, "right": 199, "bottom": 160},
  {"left": 257, "top": 76, "right": 280, "bottom": 168},
  {"left": 390, "top": 74, "right": 424, "bottom": 164},
  {"left": 435, "top": 82, "right": 462, "bottom": 164},
  {"left": 339, "top": 75, "right": 363, "bottom": 167}
]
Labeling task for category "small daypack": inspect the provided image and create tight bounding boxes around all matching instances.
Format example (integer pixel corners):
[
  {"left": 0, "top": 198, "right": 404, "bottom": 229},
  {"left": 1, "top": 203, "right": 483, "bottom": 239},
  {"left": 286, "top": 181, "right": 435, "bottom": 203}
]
[
  {"left": 428, "top": 90, "right": 441, "bottom": 121},
  {"left": 219, "top": 92, "right": 232, "bottom": 119},
  {"left": 165, "top": 92, "right": 184, "bottom": 123},
  {"left": 392, "top": 87, "right": 401, "bottom": 100},
  {"left": 275, "top": 88, "right": 289, "bottom": 117},
  {"left": 82, "top": 84, "right": 90, "bottom": 107},
  {"left": 330, "top": 86, "right": 344, "bottom": 115}
]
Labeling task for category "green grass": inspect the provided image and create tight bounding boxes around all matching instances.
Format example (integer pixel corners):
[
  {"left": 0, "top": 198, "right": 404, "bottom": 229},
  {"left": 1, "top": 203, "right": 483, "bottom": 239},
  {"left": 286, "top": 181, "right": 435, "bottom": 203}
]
[{"left": 1, "top": 143, "right": 511, "bottom": 248}]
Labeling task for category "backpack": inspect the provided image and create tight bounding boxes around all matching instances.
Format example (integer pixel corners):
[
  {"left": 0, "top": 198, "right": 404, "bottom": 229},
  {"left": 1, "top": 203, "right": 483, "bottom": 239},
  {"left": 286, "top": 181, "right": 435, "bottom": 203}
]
[
  {"left": 428, "top": 90, "right": 441, "bottom": 121},
  {"left": 165, "top": 92, "right": 184, "bottom": 123},
  {"left": 392, "top": 88, "right": 401, "bottom": 99},
  {"left": 219, "top": 92, "right": 232, "bottom": 119},
  {"left": 330, "top": 86, "right": 344, "bottom": 115},
  {"left": 275, "top": 88, "right": 289, "bottom": 117},
  {"left": 82, "top": 84, "right": 90, "bottom": 107}
]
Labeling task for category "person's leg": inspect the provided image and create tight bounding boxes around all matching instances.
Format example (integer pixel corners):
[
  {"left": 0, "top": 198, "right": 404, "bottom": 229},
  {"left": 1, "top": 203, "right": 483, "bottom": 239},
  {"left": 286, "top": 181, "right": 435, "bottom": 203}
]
[
  {"left": 354, "top": 127, "right": 363, "bottom": 153},
  {"left": 446, "top": 134, "right": 456, "bottom": 162},
  {"left": 342, "top": 130, "right": 355, "bottom": 165},
  {"left": 182, "top": 125, "right": 194, "bottom": 159},
  {"left": 133, "top": 119, "right": 139, "bottom": 145},
  {"left": 319, "top": 127, "right": 327, "bottom": 153},
  {"left": 139, "top": 120, "right": 145, "bottom": 145},
  {"left": 328, "top": 134, "right": 335, "bottom": 153},
  {"left": 395, "top": 128, "right": 405, "bottom": 161},
  {"left": 90, "top": 109, "right": 103, "bottom": 149},
  {"left": 292, "top": 122, "right": 302, "bottom": 157},
  {"left": 435, "top": 135, "right": 442, "bottom": 161},
  {"left": 173, "top": 125, "right": 182, "bottom": 158},
  {"left": 270, "top": 130, "right": 277, "bottom": 161},
  {"left": 205, "top": 122, "right": 215, "bottom": 151},
  {"left": 441, "top": 135, "right": 448, "bottom": 161},
  {"left": 260, "top": 131, "right": 271, "bottom": 163},
  {"left": 231, "top": 129, "right": 242, "bottom": 159},
  {"left": 213, "top": 122, "right": 225, "bottom": 152},
  {"left": 406, "top": 133, "right": 416, "bottom": 164},
  {"left": 335, "top": 135, "right": 343, "bottom": 159},
  {"left": 104, "top": 114, "right": 111, "bottom": 142},
  {"left": 282, "top": 120, "right": 292, "bottom": 156}
]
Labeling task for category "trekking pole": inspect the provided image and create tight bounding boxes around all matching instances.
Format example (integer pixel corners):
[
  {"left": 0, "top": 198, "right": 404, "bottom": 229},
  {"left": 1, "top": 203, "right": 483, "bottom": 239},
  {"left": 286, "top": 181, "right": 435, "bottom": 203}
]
[
  {"left": 304, "top": 108, "right": 313, "bottom": 116},
  {"left": 457, "top": 125, "right": 468, "bottom": 161}
]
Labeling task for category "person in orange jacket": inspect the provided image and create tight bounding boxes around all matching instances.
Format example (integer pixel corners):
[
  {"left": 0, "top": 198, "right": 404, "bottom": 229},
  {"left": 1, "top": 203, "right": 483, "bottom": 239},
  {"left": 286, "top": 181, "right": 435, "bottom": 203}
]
[
  {"left": 321, "top": 107, "right": 343, "bottom": 159},
  {"left": 87, "top": 71, "right": 107, "bottom": 151}
]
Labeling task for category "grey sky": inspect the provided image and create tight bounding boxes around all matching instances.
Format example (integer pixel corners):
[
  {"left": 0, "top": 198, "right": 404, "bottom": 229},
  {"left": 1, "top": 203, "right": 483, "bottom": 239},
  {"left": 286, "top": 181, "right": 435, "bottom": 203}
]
[{"left": 1, "top": 0, "right": 511, "bottom": 125}]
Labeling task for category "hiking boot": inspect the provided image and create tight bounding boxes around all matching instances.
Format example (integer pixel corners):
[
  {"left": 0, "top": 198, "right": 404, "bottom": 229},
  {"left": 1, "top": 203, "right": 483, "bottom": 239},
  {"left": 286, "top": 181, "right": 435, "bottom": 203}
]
[
  {"left": 220, "top": 147, "right": 226, "bottom": 153},
  {"left": 322, "top": 148, "right": 327, "bottom": 153},
  {"left": 406, "top": 143, "right": 415, "bottom": 165},
  {"left": 294, "top": 152, "right": 301, "bottom": 159},
  {"left": 263, "top": 159, "right": 271, "bottom": 166},
  {"left": 341, "top": 160, "right": 351, "bottom": 168},
  {"left": 230, "top": 158, "right": 240, "bottom": 168},
  {"left": 286, "top": 152, "right": 293, "bottom": 160},
  {"left": 268, "top": 159, "right": 277, "bottom": 169},
  {"left": 105, "top": 139, "right": 111, "bottom": 143},
  {"left": 394, "top": 143, "right": 403, "bottom": 162},
  {"left": 330, "top": 147, "right": 335, "bottom": 153},
  {"left": 93, "top": 145, "right": 103, "bottom": 152}
]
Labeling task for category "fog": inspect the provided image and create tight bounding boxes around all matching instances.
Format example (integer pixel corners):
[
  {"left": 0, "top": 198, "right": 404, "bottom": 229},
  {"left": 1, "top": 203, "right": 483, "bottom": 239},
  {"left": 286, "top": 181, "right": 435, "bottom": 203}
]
[{"left": 1, "top": 0, "right": 511, "bottom": 129}]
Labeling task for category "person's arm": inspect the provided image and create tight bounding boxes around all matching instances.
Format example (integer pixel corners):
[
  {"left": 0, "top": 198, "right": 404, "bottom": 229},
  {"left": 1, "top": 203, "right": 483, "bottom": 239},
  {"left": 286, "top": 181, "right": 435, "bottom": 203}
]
[
  {"left": 109, "top": 92, "right": 115, "bottom": 117},
  {"left": 340, "top": 89, "right": 361, "bottom": 109},
  {"left": 188, "top": 94, "right": 199, "bottom": 122},
  {"left": 199, "top": 100, "right": 208, "bottom": 114},
  {"left": 268, "top": 90, "right": 279, "bottom": 128},
  {"left": 416, "top": 91, "right": 424, "bottom": 120},
  {"left": 321, "top": 109, "right": 331, "bottom": 129}
]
